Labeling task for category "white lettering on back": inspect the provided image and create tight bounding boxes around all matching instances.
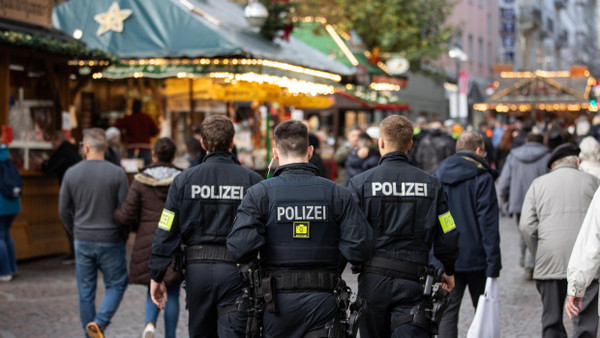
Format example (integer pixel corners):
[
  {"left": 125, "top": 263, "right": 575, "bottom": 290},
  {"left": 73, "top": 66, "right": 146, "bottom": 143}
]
[
  {"left": 371, "top": 182, "right": 428, "bottom": 197},
  {"left": 190, "top": 185, "right": 245, "bottom": 200},
  {"left": 276, "top": 205, "right": 327, "bottom": 221}
]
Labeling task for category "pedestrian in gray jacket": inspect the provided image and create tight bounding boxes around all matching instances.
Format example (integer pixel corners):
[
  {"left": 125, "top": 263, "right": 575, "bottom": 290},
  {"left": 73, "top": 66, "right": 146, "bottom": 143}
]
[
  {"left": 497, "top": 132, "right": 550, "bottom": 278},
  {"left": 520, "top": 143, "right": 600, "bottom": 338}
]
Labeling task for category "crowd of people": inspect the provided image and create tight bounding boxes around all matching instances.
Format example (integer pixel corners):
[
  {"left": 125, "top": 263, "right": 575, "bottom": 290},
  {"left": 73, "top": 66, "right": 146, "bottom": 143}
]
[{"left": 3, "top": 110, "right": 600, "bottom": 338}]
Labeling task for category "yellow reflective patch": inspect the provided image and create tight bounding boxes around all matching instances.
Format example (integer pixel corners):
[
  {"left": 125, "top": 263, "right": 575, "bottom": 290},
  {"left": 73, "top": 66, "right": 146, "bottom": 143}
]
[
  {"left": 158, "top": 209, "right": 175, "bottom": 231},
  {"left": 438, "top": 211, "right": 456, "bottom": 233},
  {"left": 293, "top": 222, "right": 310, "bottom": 239}
]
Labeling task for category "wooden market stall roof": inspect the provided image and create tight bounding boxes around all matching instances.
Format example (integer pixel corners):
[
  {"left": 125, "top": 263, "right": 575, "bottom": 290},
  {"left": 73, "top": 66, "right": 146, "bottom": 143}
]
[
  {"left": 53, "top": 0, "right": 354, "bottom": 80},
  {"left": 0, "top": 17, "right": 116, "bottom": 126},
  {"left": 473, "top": 66, "right": 597, "bottom": 118}
]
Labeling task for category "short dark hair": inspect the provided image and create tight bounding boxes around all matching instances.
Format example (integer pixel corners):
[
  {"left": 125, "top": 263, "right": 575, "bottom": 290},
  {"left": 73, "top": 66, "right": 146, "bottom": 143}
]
[
  {"left": 185, "top": 136, "right": 202, "bottom": 156},
  {"left": 308, "top": 133, "right": 320, "bottom": 149},
  {"left": 456, "top": 131, "right": 484, "bottom": 152},
  {"left": 274, "top": 120, "right": 309, "bottom": 157},
  {"left": 526, "top": 131, "right": 543, "bottom": 143},
  {"left": 132, "top": 99, "right": 142, "bottom": 114},
  {"left": 200, "top": 115, "right": 234, "bottom": 152},
  {"left": 379, "top": 115, "right": 413, "bottom": 152},
  {"left": 191, "top": 125, "right": 202, "bottom": 136},
  {"left": 154, "top": 137, "right": 177, "bottom": 162}
]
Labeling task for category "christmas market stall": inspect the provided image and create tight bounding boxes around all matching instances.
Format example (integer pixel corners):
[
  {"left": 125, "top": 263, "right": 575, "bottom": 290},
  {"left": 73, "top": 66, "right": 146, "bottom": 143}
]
[
  {"left": 291, "top": 18, "right": 409, "bottom": 160},
  {"left": 473, "top": 66, "right": 597, "bottom": 122},
  {"left": 53, "top": 0, "right": 354, "bottom": 172},
  {"left": 1, "top": 1, "right": 115, "bottom": 259}
]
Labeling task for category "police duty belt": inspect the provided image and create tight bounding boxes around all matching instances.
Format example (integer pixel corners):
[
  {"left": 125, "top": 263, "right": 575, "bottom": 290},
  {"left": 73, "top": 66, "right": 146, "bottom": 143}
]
[
  {"left": 186, "top": 244, "right": 235, "bottom": 264},
  {"left": 362, "top": 256, "right": 426, "bottom": 282}
]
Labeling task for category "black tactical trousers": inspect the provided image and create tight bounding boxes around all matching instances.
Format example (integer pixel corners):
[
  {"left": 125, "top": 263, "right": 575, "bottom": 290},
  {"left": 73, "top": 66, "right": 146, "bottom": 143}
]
[
  {"left": 358, "top": 272, "right": 429, "bottom": 338},
  {"left": 262, "top": 292, "right": 337, "bottom": 338},
  {"left": 185, "top": 263, "right": 247, "bottom": 338}
]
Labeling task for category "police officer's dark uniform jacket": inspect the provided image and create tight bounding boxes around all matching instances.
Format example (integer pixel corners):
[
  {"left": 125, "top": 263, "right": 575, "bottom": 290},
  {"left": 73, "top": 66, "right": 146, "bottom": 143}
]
[
  {"left": 227, "top": 163, "right": 373, "bottom": 338},
  {"left": 149, "top": 151, "right": 262, "bottom": 338},
  {"left": 347, "top": 152, "right": 459, "bottom": 338}
]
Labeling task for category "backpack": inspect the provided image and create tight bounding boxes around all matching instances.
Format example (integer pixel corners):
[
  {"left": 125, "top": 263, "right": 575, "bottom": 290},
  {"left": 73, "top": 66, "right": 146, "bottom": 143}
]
[{"left": 0, "top": 159, "right": 22, "bottom": 199}]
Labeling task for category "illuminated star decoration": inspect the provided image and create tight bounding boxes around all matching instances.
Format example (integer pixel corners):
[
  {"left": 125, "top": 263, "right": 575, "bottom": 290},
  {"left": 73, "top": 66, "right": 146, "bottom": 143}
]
[{"left": 94, "top": 2, "right": 132, "bottom": 36}]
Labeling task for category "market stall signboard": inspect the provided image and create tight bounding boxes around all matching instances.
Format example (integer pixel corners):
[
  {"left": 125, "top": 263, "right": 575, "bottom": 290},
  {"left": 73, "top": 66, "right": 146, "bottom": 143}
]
[{"left": 0, "top": 0, "right": 52, "bottom": 28}]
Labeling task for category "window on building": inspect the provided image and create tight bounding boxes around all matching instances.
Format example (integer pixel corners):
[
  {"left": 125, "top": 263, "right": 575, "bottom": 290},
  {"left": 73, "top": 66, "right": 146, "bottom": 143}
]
[
  {"left": 547, "top": 18, "right": 553, "bottom": 33},
  {"left": 468, "top": 34, "right": 474, "bottom": 62},
  {"left": 456, "top": 30, "right": 463, "bottom": 49},
  {"left": 478, "top": 0, "right": 483, "bottom": 8},
  {"left": 488, "top": 14, "right": 492, "bottom": 35},
  {"left": 478, "top": 37, "right": 484, "bottom": 65}
]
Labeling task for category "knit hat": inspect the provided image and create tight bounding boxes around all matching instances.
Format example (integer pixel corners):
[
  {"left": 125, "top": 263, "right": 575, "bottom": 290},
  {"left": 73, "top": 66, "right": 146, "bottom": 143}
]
[
  {"left": 105, "top": 127, "right": 120, "bottom": 141},
  {"left": 547, "top": 143, "right": 580, "bottom": 169}
]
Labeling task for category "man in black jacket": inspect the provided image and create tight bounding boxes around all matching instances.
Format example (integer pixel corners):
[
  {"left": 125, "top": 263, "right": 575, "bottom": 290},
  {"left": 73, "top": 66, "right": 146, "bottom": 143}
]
[
  {"left": 149, "top": 115, "right": 263, "bottom": 338},
  {"left": 434, "top": 131, "right": 502, "bottom": 338},
  {"left": 348, "top": 115, "right": 458, "bottom": 338},
  {"left": 227, "top": 119, "right": 373, "bottom": 337}
]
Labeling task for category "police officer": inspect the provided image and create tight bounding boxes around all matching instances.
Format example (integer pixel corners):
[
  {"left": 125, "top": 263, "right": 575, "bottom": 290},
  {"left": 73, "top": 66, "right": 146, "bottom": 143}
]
[
  {"left": 149, "top": 115, "right": 263, "bottom": 338},
  {"left": 227, "top": 119, "right": 373, "bottom": 338},
  {"left": 347, "top": 115, "right": 459, "bottom": 338}
]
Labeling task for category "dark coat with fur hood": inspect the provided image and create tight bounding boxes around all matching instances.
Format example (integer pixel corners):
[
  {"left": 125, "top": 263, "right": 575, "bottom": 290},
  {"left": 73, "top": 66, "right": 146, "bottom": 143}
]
[{"left": 114, "top": 161, "right": 183, "bottom": 286}]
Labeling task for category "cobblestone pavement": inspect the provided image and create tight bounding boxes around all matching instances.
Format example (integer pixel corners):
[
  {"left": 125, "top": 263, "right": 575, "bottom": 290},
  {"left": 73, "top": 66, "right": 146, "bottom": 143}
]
[{"left": 0, "top": 215, "right": 584, "bottom": 337}]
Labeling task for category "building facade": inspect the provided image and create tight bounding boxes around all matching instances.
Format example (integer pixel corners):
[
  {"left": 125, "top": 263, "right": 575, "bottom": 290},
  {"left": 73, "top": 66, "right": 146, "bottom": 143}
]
[
  {"left": 506, "top": 0, "right": 598, "bottom": 74},
  {"left": 432, "top": 0, "right": 500, "bottom": 125}
]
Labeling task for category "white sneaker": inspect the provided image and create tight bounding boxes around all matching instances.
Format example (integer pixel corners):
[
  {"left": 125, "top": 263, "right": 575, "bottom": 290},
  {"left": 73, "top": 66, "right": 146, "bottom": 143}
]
[
  {"left": 0, "top": 275, "right": 13, "bottom": 282},
  {"left": 142, "top": 323, "right": 155, "bottom": 338}
]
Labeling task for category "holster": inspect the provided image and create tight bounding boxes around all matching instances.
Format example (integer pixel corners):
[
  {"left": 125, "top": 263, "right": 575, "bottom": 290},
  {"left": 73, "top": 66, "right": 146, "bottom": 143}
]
[
  {"left": 173, "top": 245, "right": 185, "bottom": 272},
  {"left": 261, "top": 276, "right": 278, "bottom": 313}
]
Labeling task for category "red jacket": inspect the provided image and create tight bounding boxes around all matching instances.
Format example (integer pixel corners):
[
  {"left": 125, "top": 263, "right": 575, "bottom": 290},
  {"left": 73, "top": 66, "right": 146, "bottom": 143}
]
[{"left": 114, "top": 112, "right": 159, "bottom": 150}]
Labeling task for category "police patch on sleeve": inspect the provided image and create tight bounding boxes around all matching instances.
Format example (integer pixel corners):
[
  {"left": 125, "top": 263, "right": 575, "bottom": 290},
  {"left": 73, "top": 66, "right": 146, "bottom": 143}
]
[
  {"left": 438, "top": 211, "right": 456, "bottom": 233},
  {"left": 293, "top": 222, "right": 310, "bottom": 239},
  {"left": 158, "top": 209, "right": 175, "bottom": 231}
]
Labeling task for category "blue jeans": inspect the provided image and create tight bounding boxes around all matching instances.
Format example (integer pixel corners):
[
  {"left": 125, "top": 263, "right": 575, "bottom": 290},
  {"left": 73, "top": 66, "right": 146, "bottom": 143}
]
[
  {"left": 75, "top": 239, "right": 128, "bottom": 335},
  {"left": 145, "top": 283, "right": 181, "bottom": 338},
  {"left": 0, "top": 214, "right": 17, "bottom": 276}
]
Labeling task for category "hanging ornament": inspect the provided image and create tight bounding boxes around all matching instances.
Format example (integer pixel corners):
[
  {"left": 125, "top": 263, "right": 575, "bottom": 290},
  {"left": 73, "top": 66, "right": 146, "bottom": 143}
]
[
  {"left": 94, "top": 2, "right": 133, "bottom": 36},
  {"left": 245, "top": 0, "right": 269, "bottom": 28}
]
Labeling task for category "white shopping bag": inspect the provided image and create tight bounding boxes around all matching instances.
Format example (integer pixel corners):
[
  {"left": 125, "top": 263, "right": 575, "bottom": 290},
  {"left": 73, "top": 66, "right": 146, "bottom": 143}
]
[{"left": 466, "top": 277, "right": 500, "bottom": 338}]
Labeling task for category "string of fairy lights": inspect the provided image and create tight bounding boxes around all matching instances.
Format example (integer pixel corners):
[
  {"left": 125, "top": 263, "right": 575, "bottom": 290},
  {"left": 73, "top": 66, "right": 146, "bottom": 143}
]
[{"left": 476, "top": 71, "right": 597, "bottom": 114}]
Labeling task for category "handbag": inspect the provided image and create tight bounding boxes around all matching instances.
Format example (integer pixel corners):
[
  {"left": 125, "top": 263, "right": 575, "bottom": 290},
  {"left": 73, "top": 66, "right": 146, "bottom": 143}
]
[{"left": 466, "top": 277, "right": 500, "bottom": 338}]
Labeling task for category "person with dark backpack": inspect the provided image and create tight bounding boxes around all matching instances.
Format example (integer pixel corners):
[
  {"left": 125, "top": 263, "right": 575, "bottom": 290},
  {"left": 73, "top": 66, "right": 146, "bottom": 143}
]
[{"left": 0, "top": 144, "right": 22, "bottom": 282}]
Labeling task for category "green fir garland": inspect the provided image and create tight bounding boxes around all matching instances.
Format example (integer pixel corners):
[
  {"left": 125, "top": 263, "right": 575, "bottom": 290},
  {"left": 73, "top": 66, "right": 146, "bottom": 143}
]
[{"left": 0, "top": 30, "right": 117, "bottom": 62}]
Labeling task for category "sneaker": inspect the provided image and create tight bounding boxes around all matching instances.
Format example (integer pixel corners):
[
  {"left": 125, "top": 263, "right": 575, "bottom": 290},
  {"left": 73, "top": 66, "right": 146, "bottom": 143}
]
[
  {"left": 61, "top": 254, "right": 75, "bottom": 265},
  {"left": 142, "top": 323, "right": 155, "bottom": 338},
  {"left": 0, "top": 275, "right": 13, "bottom": 282},
  {"left": 86, "top": 322, "right": 104, "bottom": 338}
]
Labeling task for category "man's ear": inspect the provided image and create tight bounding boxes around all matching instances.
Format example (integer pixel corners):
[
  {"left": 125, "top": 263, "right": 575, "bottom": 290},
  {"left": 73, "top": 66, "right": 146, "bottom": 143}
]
[
  {"left": 406, "top": 139, "right": 413, "bottom": 151},
  {"left": 229, "top": 140, "right": 234, "bottom": 152},
  {"left": 200, "top": 138, "right": 207, "bottom": 151},
  {"left": 307, "top": 145, "right": 314, "bottom": 160},
  {"left": 273, "top": 148, "right": 280, "bottom": 161}
]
